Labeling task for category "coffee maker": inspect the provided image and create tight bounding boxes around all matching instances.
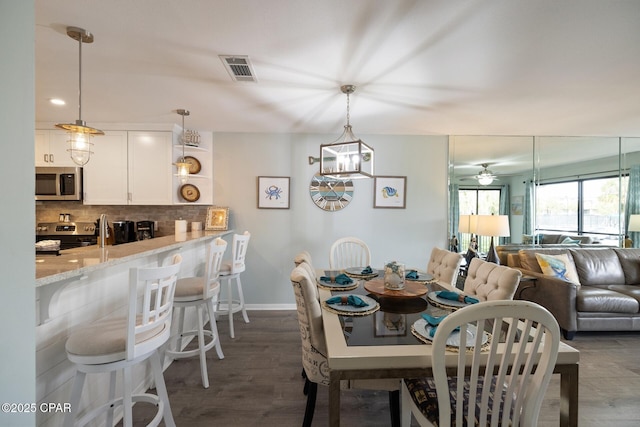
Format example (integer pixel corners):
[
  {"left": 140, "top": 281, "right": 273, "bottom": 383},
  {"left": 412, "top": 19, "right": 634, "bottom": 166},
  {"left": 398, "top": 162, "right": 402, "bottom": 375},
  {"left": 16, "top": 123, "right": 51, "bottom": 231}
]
[
  {"left": 112, "top": 221, "right": 136, "bottom": 245},
  {"left": 136, "top": 221, "right": 155, "bottom": 240}
]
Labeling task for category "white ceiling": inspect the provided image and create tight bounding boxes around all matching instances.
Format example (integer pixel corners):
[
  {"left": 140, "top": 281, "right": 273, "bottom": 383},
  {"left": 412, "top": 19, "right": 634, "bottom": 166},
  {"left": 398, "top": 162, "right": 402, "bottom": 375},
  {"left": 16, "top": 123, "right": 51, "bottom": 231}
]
[{"left": 36, "top": 0, "right": 640, "bottom": 137}]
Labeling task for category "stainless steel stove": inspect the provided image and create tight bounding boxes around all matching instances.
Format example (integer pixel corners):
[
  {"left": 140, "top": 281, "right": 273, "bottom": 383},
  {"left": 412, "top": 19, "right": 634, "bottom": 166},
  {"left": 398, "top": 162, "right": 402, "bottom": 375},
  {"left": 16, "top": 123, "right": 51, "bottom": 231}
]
[{"left": 36, "top": 222, "right": 98, "bottom": 250}]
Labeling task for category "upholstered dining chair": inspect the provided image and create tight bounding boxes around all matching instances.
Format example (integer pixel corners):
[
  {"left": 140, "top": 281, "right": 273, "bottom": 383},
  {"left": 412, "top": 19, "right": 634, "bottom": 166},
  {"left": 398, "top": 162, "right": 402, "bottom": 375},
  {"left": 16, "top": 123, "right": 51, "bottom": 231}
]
[
  {"left": 290, "top": 265, "right": 400, "bottom": 427},
  {"left": 401, "top": 299, "right": 561, "bottom": 427},
  {"left": 166, "top": 237, "right": 226, "bottom": 389},
  {"left": 426, "top": 247, "right": 464, "bottom": 291},
  {"left": 329, "top": 236, "right": 371, "bottom": 270},
  {"left": 64, "top": 255, "right": 182, "bottom": 427},
  {"left": 463, "top": 257, "right": 522, "bottom": 301}
]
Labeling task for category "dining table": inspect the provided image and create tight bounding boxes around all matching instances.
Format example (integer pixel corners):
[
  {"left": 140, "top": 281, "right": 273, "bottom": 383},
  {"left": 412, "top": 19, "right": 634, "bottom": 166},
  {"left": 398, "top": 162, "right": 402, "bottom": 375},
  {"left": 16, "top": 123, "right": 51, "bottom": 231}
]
[{"left": 316, "top": 268, "right": 580, "bottom": 427}]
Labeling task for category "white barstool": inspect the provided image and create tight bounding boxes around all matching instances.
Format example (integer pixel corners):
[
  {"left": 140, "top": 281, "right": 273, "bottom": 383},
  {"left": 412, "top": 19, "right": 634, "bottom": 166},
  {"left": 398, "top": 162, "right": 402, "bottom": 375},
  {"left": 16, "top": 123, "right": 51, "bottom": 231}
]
[
  {"left": 217, "top": 231, "right": 251, "bottom": 338},
  {"left": 64, "top": 255, "right": 182, "bottom": 427},
  {"left": 165, "top": 237, "right": 226, "bottom": 389}
]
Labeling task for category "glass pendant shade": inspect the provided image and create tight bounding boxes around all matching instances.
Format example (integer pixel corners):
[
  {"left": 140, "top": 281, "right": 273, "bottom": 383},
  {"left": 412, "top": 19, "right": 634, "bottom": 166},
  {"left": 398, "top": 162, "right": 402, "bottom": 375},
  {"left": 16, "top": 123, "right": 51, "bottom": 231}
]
[
  {"left": 55, "top": 27, "right": 103, "bottom": 166},
  {"left": 477, "top": 173, "right": 494, "bottom": 185},
  {"left": 320, "top": 85, "right": 374, "bottom": 180},
  {"left": 174, "top": 109, "right": 191, "bottom": 183}
]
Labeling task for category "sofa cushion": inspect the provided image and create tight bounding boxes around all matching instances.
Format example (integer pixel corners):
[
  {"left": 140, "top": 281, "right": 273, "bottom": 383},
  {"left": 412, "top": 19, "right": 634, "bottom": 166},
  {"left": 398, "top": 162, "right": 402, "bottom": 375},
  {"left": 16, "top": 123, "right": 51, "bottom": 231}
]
[
  {"left": 535, "top": 253, "right": 581, "bottom": 284},
  {"left": 612, "top": 248, "right": 640, "bottom": 284},
  {"left": 518, "top": 248, "right": 572, "bottom": 273},
  {"left": 576, "top": 286, "right": 639, "bottom": 313},
  {"left": 568, "top": 248, "right": 625, "bottom": 287},
  {"left": 608, "top": 285, "right": 640, "bottom": 306}
]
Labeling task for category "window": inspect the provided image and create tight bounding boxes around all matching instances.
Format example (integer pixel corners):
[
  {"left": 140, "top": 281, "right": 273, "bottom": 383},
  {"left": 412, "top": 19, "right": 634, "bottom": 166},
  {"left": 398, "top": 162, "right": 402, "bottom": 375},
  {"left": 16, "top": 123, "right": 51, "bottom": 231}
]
[
  {"left": 458, "top": 188, "right": 501, "bottom": 253},
  {"left": 537, "top": 176, "right": 627, "bottom": 241}
]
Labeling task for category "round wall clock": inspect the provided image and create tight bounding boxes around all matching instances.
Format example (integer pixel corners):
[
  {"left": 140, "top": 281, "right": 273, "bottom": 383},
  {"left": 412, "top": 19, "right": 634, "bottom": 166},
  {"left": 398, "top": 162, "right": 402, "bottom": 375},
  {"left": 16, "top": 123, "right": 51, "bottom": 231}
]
[{"left": 309, "top": 173, "right": 354, "bottom": 211}]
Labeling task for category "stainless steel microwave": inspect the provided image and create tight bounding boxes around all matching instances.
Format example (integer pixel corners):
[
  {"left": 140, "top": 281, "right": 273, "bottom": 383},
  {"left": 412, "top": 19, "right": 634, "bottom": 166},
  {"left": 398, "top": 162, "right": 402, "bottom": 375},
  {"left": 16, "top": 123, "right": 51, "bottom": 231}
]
[{"left": 35, "top": 166, "right": 83, "bottom": 201}]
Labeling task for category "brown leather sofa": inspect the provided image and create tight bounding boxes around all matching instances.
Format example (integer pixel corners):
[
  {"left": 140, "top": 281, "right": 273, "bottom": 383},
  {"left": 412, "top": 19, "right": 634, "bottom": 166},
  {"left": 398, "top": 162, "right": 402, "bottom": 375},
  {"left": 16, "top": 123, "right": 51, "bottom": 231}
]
[
  {"left": 507, "top": 247, "right": 640, "bottom": 339},
  {"left": 496, "top": 233, "right": 599, "bottom": 264}
]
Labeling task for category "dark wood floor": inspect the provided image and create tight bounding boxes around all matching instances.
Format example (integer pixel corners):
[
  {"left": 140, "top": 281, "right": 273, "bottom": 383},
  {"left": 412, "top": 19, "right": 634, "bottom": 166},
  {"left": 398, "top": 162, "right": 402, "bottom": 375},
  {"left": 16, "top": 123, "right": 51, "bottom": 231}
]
[{"left": 130, "top": 310, "right": 640, "bottom": 426}]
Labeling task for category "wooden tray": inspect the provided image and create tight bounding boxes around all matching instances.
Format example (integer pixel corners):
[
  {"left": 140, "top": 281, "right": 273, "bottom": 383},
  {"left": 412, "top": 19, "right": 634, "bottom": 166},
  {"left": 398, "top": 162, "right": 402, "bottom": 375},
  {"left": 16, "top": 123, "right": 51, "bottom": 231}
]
[{"left": 364, "top": 277, "right": 428, "bottom": 298}]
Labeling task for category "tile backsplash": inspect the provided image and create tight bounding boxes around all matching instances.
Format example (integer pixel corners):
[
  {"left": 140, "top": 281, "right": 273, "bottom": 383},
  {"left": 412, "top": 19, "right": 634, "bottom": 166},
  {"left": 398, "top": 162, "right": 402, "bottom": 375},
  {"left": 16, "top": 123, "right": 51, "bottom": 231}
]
[{"left": 35, "top": 202, "right": 212, "bottom": 236}]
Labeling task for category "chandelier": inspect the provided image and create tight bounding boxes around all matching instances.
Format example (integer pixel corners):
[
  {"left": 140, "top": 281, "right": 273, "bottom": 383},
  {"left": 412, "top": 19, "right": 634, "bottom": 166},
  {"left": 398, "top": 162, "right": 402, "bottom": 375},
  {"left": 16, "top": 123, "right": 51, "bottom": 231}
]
[{"left": 320, "top": 85, "right": 374, "bottom": 179}]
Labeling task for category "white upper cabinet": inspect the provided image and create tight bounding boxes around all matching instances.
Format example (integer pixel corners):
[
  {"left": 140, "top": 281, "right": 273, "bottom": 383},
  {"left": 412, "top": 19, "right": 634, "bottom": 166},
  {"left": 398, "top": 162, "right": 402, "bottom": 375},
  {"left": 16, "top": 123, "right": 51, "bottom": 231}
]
[
  {"left": 128, "top": 131, "right": 174, "bottom": 205},
  {"left": 82, "top": 131, "right": 129, "bottom": 205},
  {"left": 82, "top": 130, "right": 174, "bottom": 205},
  {"left": 35, "top": 130, "right": 78, "bottom": 167}
]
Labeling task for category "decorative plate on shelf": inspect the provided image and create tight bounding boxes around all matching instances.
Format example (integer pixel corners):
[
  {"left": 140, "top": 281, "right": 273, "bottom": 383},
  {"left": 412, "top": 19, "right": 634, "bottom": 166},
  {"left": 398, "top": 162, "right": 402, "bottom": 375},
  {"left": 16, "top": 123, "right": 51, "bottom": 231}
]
[
  {"left": 180, "top": 183, "right": 200, "bottom": 202},
  {"left": 183, "top": 156, "right": 201, "bottom": 174}
]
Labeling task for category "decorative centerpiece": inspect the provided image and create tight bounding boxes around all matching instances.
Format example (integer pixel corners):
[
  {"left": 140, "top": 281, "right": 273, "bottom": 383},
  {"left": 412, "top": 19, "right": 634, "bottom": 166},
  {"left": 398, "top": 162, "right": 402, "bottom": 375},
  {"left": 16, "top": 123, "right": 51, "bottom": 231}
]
[{"left": 384, "top": 261, "right": 406, "bottom": 290}]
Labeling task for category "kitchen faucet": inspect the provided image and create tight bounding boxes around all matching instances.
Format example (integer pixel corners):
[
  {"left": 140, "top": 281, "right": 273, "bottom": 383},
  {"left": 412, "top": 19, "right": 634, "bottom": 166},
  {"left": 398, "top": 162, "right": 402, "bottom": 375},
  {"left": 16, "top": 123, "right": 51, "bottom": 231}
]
[{"left": 99, "top": 214, "right": 109, "bottom": 248}]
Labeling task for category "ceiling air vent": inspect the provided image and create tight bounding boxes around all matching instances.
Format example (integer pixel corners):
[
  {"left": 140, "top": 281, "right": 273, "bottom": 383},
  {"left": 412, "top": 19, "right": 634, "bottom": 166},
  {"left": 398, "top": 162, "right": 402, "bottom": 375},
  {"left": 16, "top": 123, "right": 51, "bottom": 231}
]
[{"left": 219, "top": 55, "right": 257, "bottom": 82}]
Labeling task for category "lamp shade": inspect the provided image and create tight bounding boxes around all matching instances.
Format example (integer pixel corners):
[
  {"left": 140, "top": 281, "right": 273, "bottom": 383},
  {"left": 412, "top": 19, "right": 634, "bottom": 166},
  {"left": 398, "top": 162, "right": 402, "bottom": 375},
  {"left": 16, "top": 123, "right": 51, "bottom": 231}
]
[
  {"left": 629, "top": 214, "right": 640, "bottom": 232},
  {"left": 458, "top": 214, "right": 478, "bottom": 234},
  {"left": 475, "top": 215, "right": 510, "bottom": 237}
]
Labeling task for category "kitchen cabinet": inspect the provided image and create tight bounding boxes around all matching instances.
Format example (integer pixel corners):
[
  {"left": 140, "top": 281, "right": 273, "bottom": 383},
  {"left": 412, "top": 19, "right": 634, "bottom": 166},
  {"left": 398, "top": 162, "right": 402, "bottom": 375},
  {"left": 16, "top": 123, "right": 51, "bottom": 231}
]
[
  {"left": 173, "top": 131, "right": 213, "bottom": 205},
  {"left": 35, "top": 130, "right": 78, "bottom": 167},
  {"left": 83, "top": 130, "right": 174, "bottom": 205}
]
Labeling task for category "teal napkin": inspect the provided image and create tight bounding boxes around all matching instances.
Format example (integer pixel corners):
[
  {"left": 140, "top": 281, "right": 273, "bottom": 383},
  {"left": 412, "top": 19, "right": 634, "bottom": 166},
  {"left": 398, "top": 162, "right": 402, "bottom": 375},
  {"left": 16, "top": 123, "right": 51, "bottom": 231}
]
[
  {"left": 436, "top": 290, "right": 479, "bottom": 305},
  {"left": 361, "top": 266, "right": 373, "bottom": 274},
  {"left": 421, "top": 313, "right": 459, "bottom": 337},
  {"left": 405, "top": 270, "right": 419, "bottom": 279},
  {"left": 320, "top": 273, "right": 353, "bottom": 285},
  {"left": 325, "top": 295, "right": 368, "bottom": 307}
]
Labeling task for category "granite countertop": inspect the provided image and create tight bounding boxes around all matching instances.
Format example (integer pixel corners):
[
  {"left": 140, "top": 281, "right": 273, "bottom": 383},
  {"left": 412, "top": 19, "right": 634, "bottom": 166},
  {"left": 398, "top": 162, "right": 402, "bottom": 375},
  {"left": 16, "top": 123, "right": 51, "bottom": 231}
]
[{"left": 36, "top": 230, "right": 232, "bottom": 286}]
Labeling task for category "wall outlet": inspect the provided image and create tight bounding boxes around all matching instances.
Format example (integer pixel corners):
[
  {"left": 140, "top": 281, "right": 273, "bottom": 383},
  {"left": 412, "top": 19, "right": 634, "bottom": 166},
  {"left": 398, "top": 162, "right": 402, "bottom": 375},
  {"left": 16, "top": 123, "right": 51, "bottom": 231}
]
[{"left": 154, "top": 221, "right": 158, "bottom": 231}]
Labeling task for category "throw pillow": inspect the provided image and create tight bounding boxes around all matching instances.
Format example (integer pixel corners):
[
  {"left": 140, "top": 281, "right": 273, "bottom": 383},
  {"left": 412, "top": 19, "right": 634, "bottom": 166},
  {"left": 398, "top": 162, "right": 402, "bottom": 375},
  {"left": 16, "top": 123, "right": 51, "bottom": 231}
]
[
  {"left": 535, "top": 253, "right": 581, "bottom": 285},
  {"left": 561, "top": 237, "right": 581, "bottom": 245}
]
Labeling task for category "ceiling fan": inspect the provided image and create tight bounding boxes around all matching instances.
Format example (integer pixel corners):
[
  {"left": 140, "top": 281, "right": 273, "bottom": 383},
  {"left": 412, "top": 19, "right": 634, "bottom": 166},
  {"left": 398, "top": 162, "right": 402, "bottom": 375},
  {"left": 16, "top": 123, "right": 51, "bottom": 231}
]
[{"left": 458, "top": 163, "right": 501, "bottom": 186}]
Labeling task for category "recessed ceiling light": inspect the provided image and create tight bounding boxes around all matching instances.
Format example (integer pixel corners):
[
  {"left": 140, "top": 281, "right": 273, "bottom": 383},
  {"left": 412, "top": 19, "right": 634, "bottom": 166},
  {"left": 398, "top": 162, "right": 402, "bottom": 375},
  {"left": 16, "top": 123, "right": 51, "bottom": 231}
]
[{"left": 50, "top": 98, "right": 66, "bottom": 106}]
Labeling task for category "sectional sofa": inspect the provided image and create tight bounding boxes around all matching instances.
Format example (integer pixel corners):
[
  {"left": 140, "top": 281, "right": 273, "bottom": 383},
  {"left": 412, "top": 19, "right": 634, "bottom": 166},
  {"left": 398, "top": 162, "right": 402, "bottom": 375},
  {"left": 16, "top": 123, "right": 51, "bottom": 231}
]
[{"left": 507, "top": 247, "right": 640, "bottom": 339}]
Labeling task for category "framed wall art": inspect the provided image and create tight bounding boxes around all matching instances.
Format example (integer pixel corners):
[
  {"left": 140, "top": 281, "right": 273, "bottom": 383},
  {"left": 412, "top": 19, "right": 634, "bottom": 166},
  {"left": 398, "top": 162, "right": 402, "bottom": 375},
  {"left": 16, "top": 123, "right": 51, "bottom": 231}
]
[
  {"left": 205, "top": 206, "right": 229, "bottom": 230},
  {"left": 257, "top": 176, "right": 290, "bottom": 209},
  {"left": 373, "top": 176, "right": 407, "bottom": 208},
  {"left": 511, "top": 196, "right": 524, "bottom": 215}
]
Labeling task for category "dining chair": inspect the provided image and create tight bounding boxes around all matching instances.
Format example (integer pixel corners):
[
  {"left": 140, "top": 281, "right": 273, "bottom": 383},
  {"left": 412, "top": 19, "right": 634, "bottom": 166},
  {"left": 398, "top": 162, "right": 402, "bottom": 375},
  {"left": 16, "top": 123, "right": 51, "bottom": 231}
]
[
  {"left": 426, "top": 247, "right": 464, "bottom": 291},
  {"left": 290, "top": 265, "right": 400, "bottom": 427},
  {"left": 401, "top": 299, "right": 561, "bottom": 427},
  {"left": 329, "top": 236, "right": 371, "bottom": 270},
  {"left": 463, "top": 257, "right": 522, "bottom": 301},
  {"left": 217, "top": 231, "right": 251, "bottom": 338},
  {"left": 165, "top": 237, "right": 227, "bottom": 389},
  {"left": 64, "top": 255, "right": 182, "bottom": 427}
]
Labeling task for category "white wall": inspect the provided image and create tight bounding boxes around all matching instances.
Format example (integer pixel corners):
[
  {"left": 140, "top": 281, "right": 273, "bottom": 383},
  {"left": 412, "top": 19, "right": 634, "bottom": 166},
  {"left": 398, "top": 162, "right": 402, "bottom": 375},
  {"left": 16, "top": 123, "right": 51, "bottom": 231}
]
[
  {"left": 212, "top": 132, "right": 450, "bottom": 307},
  {"left": 0, "top": 1, "right": 36, "bottom": 425}
]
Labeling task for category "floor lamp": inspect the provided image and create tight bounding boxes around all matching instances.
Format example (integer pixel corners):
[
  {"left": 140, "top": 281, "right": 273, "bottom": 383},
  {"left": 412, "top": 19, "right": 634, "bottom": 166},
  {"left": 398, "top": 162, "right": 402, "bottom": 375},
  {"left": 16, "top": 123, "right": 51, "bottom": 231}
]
[
  {"left": 627, "top": 214, "right": 640, "bottom": 248},
  {"left": 476, "top": 215, "right": 510, "bottom": 265}
]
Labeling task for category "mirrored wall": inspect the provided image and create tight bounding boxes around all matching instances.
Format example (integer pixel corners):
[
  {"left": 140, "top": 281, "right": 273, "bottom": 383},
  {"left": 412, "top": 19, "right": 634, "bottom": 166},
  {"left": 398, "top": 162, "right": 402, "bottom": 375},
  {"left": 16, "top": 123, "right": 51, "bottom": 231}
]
[{"left": 449, "top": 135, "right": 640, "bottom": 253}]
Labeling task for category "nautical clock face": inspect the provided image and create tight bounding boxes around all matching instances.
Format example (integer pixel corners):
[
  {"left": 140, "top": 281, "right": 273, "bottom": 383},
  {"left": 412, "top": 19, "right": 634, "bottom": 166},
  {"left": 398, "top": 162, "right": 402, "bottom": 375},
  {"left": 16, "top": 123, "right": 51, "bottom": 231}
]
[{"left": 309, "top": 173, "right": 354, "bottom": 211}]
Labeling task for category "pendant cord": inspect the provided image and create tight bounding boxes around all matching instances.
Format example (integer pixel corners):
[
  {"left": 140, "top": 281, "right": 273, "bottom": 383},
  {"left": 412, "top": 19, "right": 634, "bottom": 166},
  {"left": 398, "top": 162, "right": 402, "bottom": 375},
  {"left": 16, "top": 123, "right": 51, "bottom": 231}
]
[
  {"left": 346, "top": 92, "right": 350, "bottom": 127},
  {"left": 78, "top": 36, "right": 83, "bottom": 122}
]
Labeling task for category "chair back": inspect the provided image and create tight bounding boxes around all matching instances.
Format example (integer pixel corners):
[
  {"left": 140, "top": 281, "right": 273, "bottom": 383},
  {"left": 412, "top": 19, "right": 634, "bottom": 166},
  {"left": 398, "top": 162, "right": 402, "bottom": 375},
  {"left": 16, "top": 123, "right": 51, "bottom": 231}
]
[
  {"left": 290, "top": 265, "right": 329, "bottom": 386},
  {"left": 426, "top": 247, "right": 463, "bottom": 290},
  {"left": 127, "top": 254, "right": 182, "bottom": 360},
  {"left": 329, "top": 236, "right": 371, "bottom": 270},
  {"left": 229, "top": 231, "right": 251, "bottom": 274},
  {"left": 294, "top": 250, "right": 313, "bottom": 266},
  {"left": 463, "top": 257, "right": 522, "bottom": 301},
  {"left": 204, "top": 237, "right": 227, "bottom": 298},
  {"left": 294, "top": 252, "right": 319, "bottom": 299},
  {"left": 430, "top": 300, "right": 560, "bottom": 427}
]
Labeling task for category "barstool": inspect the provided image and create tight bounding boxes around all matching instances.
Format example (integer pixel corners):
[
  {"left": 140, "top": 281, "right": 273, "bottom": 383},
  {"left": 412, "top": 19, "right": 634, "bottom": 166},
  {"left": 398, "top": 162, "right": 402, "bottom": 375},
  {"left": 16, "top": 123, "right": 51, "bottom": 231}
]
[
  {"left": 217, "top": 231, "right": 251, "bottom": 338},
  {"left": 165, "top": 237, "right": 226, "bottom": 388},
  {"left": 64, "top": 255, "right": 182, "bottom": 427}
]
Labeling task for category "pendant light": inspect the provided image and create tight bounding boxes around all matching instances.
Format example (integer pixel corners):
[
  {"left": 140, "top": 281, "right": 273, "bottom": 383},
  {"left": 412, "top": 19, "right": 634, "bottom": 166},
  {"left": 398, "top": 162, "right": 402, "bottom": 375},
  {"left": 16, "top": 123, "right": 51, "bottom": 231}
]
[
  {"left": 320, "top": 85, "right": 374, "bottom": 179},
  {"left": 55, "top": 27, "right": 103, "bottom": 166},
  {"left": 175, "top": 109, "right": 191, "bottom": 184}
]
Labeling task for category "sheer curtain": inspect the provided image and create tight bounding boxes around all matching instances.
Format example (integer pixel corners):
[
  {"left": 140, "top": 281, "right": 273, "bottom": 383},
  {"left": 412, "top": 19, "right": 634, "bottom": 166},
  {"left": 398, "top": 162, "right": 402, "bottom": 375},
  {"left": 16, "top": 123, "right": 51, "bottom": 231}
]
[
  {"left": 499, "top": 184, "right": 510, "bottom": 244},
  {"left": 625, "top": 165, "right": 640, "bottom": 247}
]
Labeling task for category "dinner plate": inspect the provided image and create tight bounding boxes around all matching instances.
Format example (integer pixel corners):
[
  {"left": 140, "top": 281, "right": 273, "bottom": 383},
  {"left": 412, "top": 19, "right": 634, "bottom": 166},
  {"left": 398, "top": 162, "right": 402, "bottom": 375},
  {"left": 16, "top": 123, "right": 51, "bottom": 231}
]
[
  {"left": 317, "top": 277, "right": 357, "bottom": 288},
  {"left": 183, "top": 156, "right": 201, "bottom": 174},
  {"left": 344, "top": 267, "right": 379, "bottom": 279},
  {"left": 323, "top": 294, "right": 379, "bottom": 314},
  {"left": 405, "top": 271, "right": 434, "bottom": 283},
  {"left": 180, "top": 183, "right": 200, "bottom": 202},
  {"left": 427, "top": 291, "right": 470, "bottom": 309},
  {"left": 412, "top": 318, "right": 489, "bottom": 348}
]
